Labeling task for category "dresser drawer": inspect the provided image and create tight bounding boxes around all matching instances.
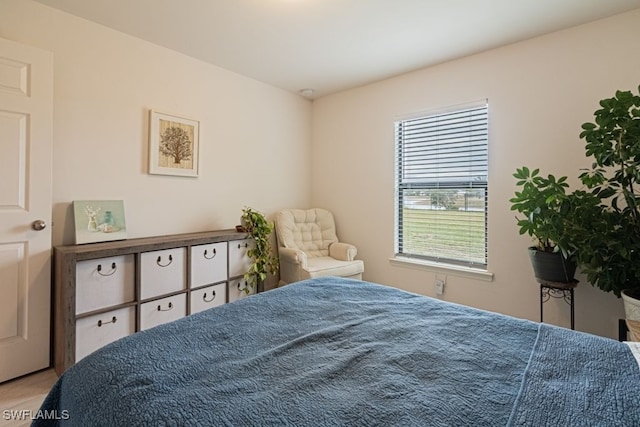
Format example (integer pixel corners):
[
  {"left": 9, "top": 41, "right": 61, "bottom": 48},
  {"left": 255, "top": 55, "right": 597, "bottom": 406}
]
[
  {"left": 228, "top": 277, "right": 255, "bottom": 303},
  {"left": 140, "top": 294, "right": 187, "bottom": 330},
  {"left": 140, "top": 248, "right": 186, "bottom": 300},
  {"left": 190, "top": 242, "right": 227, "bottom": 288},
  {"left": 228, "top": 239, "right": 254, "bottom": 278},
  {"left": 75, "top": 306, "right": 135, "bottom": 362},
  {"left": 190, "top": 283, "right": 226, "bottom": 314},
  {"left": 75, "top": 255, "right": 135, "bottom": 315}
]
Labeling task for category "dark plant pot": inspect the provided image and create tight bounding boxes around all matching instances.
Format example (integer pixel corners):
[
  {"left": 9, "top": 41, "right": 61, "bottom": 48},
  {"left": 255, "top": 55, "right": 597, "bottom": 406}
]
[{"left": 527, "top": 247, "right": 576, "bottom": 283}]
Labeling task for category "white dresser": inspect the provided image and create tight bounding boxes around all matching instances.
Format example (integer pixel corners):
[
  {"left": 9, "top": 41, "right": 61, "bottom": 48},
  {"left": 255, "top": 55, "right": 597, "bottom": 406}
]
[{"left": 53, "top": 230, "right": 256, "bottom": 375}]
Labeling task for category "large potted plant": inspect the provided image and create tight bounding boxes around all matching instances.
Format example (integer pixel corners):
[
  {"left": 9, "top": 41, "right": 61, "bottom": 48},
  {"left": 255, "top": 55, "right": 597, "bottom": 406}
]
[
  {"left": 240, "top": 207, "right": 279, "bottom": 294},
  {"left": 571, "top": 87, "right": 640, "bottom": 325},
  {"left": 510, "top": 167, "right": 578, "bottom": 282},
  {"left": 512, "top": 86, "right": 640, "bottom": 333}
]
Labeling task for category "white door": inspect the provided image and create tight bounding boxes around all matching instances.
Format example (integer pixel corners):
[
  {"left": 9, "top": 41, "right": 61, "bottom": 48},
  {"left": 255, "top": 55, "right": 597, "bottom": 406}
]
[{"left": 0, "top": 38, "right": 53, "bottom": 383}]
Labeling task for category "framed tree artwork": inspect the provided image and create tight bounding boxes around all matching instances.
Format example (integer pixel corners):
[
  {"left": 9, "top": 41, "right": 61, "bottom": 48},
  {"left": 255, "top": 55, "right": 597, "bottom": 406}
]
[{"left": 149, "top": 110, "right": 200, "bottom": 177}]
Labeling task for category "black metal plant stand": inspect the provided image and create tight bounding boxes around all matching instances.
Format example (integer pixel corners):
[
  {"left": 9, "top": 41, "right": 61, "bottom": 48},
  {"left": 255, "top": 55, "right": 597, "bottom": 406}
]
[{"left": 539, "top": 280, "right": 578, "bottom": 330}]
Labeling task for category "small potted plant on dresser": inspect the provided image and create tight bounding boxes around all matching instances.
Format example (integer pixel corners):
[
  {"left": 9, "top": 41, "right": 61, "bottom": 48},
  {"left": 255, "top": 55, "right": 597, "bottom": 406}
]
[{"left": 240, "top": 207, "right": 279, "bottom": 294}]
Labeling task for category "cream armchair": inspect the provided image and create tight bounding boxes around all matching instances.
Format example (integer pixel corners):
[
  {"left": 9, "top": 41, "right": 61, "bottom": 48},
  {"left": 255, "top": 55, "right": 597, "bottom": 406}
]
[{"left": 275, "top": 208, "right": 364, "bottom": 286}]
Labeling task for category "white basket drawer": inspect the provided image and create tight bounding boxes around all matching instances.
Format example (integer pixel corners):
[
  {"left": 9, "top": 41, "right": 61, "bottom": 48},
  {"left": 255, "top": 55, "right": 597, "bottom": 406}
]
[
  {"left": 190, "top": 242, "right": 227, "bottom": 288},
  {"left": 228, "top": 239, "right": 254, "bottom": 278},
  {"left": 140, "top": 248, "right": 186, "bottom": 300},
  {"left": 190, "top": 283, "right": 226, "bottom": 314},
  {"left": 75, "top": 255, "right": 135, "bottom": 315},
  {"left": 228, "top": 277, "right": 255, "bottom": 303},
  {"left": 75, "top": 306, "right": 135, "bottom": 362},
  {"left": 139, "top": 294, "right": 187, "bottom": 330}
]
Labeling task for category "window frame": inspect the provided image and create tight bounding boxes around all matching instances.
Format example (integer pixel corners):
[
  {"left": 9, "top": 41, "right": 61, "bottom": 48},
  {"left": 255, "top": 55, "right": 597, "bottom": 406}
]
[{"left": 394, "top": 101, "right": 489, "bottom": 270}]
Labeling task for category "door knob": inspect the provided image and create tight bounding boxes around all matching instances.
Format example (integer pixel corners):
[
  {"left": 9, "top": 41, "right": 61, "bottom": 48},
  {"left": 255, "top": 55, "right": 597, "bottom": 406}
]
[{"left": 32, "top": 220, "right": 46, "bottom": 231}]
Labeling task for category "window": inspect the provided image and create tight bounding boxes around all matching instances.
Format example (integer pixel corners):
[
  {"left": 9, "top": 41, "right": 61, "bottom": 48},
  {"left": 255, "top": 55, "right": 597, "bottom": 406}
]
[{"left": 394, "top": 102, "right": 488, "bottom": 268}]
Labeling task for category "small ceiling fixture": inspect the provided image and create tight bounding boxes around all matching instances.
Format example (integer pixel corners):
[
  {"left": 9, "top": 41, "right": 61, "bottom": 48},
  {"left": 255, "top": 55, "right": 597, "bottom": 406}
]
[{"left": 300, "top": 88, "right": 314, "bottom": 98}]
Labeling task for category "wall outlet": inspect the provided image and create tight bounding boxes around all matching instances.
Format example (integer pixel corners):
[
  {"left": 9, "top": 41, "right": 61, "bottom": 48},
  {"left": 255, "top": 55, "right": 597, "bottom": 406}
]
[{"left": 434, "top": 279, "right": 445, "bottom": 295}]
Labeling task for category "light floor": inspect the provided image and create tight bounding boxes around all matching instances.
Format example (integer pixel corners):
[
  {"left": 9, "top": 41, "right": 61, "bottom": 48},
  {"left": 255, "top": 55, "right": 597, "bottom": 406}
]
[{"left": 0, "top": 370, "right": 58, "bottom": 427}]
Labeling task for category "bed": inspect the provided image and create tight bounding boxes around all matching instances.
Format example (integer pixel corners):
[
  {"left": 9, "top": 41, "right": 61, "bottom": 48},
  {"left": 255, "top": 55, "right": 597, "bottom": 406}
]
[{"left": 36, "top": 277, "right": 640, "bottom": 426}]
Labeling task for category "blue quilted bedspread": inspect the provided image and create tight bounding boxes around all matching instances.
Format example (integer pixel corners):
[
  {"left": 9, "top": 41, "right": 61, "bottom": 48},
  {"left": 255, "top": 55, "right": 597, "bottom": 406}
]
[{"left": 35, "top": 277, "right": 639, "bottom": 426}]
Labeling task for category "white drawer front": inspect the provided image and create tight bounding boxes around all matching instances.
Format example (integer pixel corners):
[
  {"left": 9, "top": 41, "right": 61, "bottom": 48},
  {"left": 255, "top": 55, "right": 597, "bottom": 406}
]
[
  {"left": 75, "top": 255, "right": 135, "bottom": 315},
  {"left": 228, "top": 278, "right": 255, "bottom": 303},
  {"left": 75, "top": 306, "right": 135, "bottom": 362},
  {"left": 228, "top": 239, "right": 254, "bottom": 278},
  {"left": 190, "top": 242, "right": 227, "bottom": 288},
  {"left": 190, "top": 283, "right": 226, "bottom": 314},
  {"left": 140, "top": 248, "right": 186, "bottom": 300},
  {"left": 140, "top": 294, "right": 187, "bottom": 330}
]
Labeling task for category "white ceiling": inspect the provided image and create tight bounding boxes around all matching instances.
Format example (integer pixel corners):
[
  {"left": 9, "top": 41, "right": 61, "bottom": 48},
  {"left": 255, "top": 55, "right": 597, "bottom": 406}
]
[{"left": 34, "top": 0, "right": 640, "bottom": 99}]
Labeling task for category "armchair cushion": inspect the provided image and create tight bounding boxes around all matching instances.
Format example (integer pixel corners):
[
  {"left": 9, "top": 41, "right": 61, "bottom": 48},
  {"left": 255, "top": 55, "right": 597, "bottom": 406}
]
[
  {"left": 305, "top": 257, "right": 364, "bottom": 278},
  {"left": 276, "top": 209, "right": 338, "bottom": 258}
]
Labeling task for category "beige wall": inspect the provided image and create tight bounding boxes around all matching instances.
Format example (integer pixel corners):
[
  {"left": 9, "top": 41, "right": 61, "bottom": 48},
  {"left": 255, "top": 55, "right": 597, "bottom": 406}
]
[
  {"left": 310, "top": 9, "right": 640, "bottom": 339},
  {"left": 0, "top": 1, "right": 312, "bottom": 252}
]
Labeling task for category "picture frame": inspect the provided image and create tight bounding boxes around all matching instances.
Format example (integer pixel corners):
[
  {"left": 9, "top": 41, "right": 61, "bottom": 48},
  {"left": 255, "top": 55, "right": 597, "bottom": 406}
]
[
  {"left": 149, "top": 110, "right": 200, "bottom": 177},
  {"left": 73, "top": 200, "right": 127, "bottom": 244}
]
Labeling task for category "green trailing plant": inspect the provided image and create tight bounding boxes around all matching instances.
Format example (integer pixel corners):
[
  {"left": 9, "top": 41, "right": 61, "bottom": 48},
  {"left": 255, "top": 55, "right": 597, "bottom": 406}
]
[{"left": 241, "top": 207, "right": 279, "bottom": 294}]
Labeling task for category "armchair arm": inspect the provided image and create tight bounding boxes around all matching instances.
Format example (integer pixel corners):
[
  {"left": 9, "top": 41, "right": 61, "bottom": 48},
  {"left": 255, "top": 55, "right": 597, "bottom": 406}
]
[
  {"left": 278, "top": 247, "right": 308, "bottom": 268},
  {"left": 329, "top": 242, "right": 357, "bottom": 261}
]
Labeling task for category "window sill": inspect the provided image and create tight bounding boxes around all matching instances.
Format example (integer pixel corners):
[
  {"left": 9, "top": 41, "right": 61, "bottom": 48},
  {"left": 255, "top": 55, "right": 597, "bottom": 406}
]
[{"left": 389, "top": 256, "right": 494, "bottom": 282}]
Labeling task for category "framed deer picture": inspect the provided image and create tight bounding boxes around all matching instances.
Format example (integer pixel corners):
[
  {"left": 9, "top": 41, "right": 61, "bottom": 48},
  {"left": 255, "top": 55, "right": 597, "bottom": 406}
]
[{"left": 73, "top": 200, "right": 127, "bottom": 244}]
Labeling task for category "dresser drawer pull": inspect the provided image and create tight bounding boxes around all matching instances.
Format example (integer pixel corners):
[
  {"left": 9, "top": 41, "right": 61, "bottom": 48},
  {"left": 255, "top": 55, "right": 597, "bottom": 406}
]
[
  {"left": 203, "top": 248, "right": 217, "bottom": 259},
  {"left": 156, "top": 254, "right": 173, "bottom": 267},
  {"left": 96, "top": 262, "right": 117, "bottom": 276},
  {"left": 237, "top": 243, "right": 248, "bottom": 249},
  {"left": 157, "top": 302, "right": 174, "bottom": 312},
  {"left": 237, "top": 281, "right": 248, "bottom": 292},
  {"left": 203, "top": 290, "right": 216, "bottom": 302},
  {"left": 97, "top": 316, "right": 117, "bottom": 327}
]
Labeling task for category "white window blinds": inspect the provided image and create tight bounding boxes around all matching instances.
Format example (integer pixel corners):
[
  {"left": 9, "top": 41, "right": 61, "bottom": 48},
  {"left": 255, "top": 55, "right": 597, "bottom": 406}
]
[{"left": 395, "top": 103, "right": 488, "bottom": 267}]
